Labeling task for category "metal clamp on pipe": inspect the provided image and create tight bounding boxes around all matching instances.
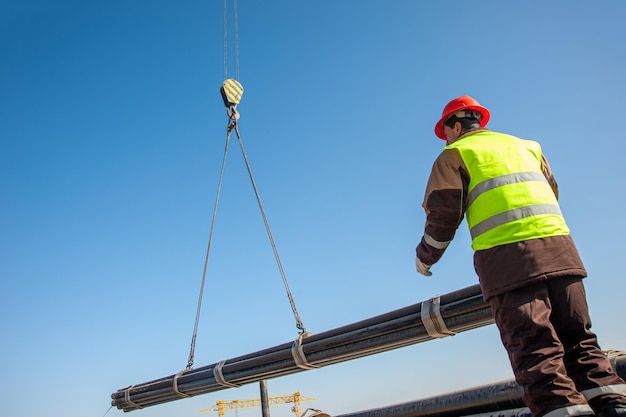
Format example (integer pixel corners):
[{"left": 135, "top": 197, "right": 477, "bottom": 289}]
[
  {"left": 292, "top": 333, "right": 319, "bottom": 370},
  {"left": 213, "top": 360, "right": 240, "bottom": 388},
  {"left": 124, "top": 385, "right": 143, "bottom": 409},
  {"left": 421, "top": 296, "right": 456, "bottom": 338},
  {"left": 172, "top": 369, "right": 191, "bottom": 398}
]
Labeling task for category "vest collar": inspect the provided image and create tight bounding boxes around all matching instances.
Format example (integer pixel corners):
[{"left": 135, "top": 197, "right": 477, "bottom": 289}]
[{"left": 448, "top": 127, "right": 490, "bottom": 145}]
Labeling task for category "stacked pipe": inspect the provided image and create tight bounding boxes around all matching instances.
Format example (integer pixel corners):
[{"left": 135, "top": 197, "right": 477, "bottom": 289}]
[
  {"left": 112, "top": 284, "right": 494, "bottom": 412},
  {"left": 334, "top": 351, "right": 626, "bottom": 417}
]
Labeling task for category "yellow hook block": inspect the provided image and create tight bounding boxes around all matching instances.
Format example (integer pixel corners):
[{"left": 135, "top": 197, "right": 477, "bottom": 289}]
[{"left": 220, "top": 79, "right": 244, "bottom": 107}]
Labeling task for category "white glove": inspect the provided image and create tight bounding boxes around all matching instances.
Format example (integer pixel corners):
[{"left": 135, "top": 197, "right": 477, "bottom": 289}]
[{"left": 415, "top": 257, "right": 432, "bottom": 277}]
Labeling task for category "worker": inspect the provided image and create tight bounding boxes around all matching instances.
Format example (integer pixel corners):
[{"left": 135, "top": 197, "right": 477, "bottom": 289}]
[{"left": 415, "top": 95, "right": 626, "bottom": 417}]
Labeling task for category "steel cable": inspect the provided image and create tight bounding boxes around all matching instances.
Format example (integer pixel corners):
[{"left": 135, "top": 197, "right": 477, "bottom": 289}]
[
  {"left": 186, "top": 122, "right": 233, "bottom": 369},
  {"left": 231, "top": 122, "right": 307, "bottom": 333}
]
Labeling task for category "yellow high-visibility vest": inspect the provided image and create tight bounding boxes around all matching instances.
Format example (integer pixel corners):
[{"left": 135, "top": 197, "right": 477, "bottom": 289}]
[{"left": 445, "top": 131, "right": 570, "bottom": 251}]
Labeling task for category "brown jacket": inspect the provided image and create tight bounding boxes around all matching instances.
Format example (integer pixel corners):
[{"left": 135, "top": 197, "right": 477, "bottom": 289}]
[{"left": 416, "top": 129, "right": 587, "bottom": 300}]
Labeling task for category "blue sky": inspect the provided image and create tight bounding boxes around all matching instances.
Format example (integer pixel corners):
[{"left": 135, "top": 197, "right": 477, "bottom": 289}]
[{"left": 2, "top": 1, "right": 625, "bottom": 417}]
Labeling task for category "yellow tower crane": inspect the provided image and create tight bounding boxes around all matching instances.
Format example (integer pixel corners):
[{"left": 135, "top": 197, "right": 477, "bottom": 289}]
[{"left": 199, "top": 392, "right": 317, "bottom": 417}]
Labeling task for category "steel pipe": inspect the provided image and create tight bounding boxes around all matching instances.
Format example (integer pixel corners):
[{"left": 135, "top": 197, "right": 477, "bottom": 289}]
[
  {"left": 465, "top": 409, "right": 532, "bottom": 417},
  {"left": 111, "top": 284, "right": 494, "bottom": 411},
  {"left": 333, "top": 352, "right": 626, "bottom": 417}
]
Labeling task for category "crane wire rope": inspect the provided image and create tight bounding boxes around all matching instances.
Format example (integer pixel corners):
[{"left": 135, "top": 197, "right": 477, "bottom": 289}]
[
  {"left": 186, "top": 127, "right": 232, "bottom": 370},
  {"left": 223, "top": 0, "right": 239, "bottom": 81},
  {"left": 230, "top": 121, "right": 307, "bottom": 336},
  {"left": 186, "top": 0, "right": 306, "bottom": 370}
]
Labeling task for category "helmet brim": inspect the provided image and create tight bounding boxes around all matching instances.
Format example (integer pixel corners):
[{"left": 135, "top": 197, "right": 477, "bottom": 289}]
[{"left": 434, "top": 105, "right": 491, "bottom": 140}]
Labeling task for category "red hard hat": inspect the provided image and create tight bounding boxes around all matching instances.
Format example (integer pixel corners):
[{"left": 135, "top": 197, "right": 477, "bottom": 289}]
[{"left": 434, "top": 95, "right": 490, "bottom": 140}]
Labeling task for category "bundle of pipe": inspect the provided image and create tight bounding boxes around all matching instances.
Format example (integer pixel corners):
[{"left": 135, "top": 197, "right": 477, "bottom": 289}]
[
  {"left": 112, "top": 283, "right": 494, "bottom": 412},
  {"left": 334, "top": 351, "right": 626, "bottom": 417}
]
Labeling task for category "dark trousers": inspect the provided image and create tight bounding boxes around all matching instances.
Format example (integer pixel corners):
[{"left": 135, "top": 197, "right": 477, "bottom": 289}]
[{"left": 488, "top": 276, "right": 625, "bottom": 417}]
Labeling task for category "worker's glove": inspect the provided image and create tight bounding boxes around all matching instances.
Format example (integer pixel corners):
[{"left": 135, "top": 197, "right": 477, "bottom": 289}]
[{"left": 415, "top": 257, "right": 432, "bottom": 277}]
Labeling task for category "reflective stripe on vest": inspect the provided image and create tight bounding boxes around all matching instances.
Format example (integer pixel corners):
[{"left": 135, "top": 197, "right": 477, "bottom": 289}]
[
  {"left": 445, "top": 131, "right": 570, "bottom": 251},
  {"left": 470, "top": 203, "right": 564, "bottom": 239},
  {"left": 466, "top": 171, "right": 547, "bottom": 207}
]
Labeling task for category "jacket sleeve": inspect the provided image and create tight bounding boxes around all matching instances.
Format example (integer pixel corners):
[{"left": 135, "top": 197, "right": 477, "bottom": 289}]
[
  {"left": 416, "top": 148, "right": 468, "bottom": 266},
  {"left": 541, "top": 154, "right": 559, "bottom": 199}
]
